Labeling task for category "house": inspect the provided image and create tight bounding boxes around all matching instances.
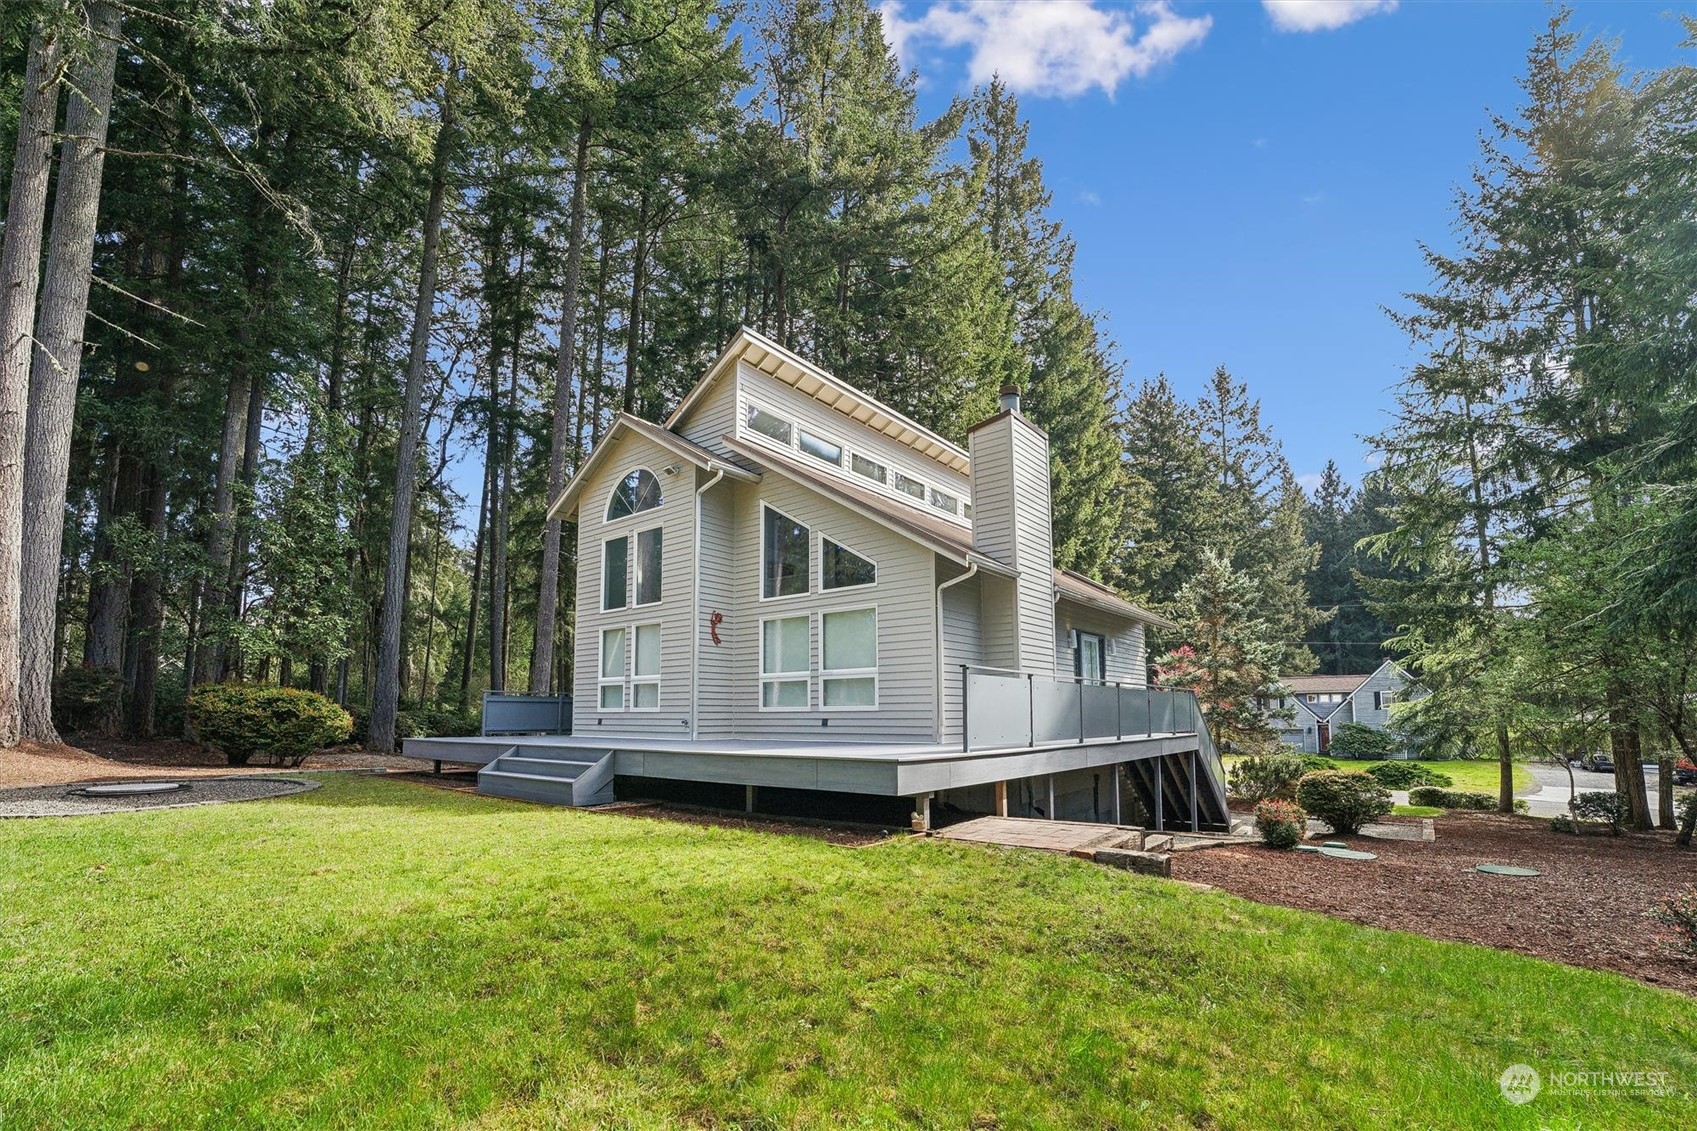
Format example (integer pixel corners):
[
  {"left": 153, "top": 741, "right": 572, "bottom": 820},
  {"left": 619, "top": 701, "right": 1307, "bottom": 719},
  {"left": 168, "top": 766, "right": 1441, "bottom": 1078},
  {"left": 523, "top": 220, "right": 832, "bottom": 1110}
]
[
  {"left": 404, "top": 328, "right": 1228, "bottom": 831},
  {"left": 1266, "top": 660, "right": 1428, "bottom": 755}
]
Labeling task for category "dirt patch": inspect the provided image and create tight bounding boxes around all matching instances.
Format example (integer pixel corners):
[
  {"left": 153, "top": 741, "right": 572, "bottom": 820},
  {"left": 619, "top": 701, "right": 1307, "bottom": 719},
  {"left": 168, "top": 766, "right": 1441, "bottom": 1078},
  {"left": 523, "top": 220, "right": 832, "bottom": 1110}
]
[
  {"left": 1172, "top": 811, "right": 1697, "bottom": 996},
  {"left": 0, "top": 738, "right": 422, "bottom": 788}
]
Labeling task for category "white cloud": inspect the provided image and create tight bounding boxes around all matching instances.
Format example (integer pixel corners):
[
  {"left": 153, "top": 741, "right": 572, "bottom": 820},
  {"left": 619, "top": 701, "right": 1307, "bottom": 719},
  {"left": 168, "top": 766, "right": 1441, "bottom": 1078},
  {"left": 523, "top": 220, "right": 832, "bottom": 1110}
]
[
  {"left": 1262, "top": 0, "right": 1397, "bottom": 33},
  {"left": 1296, "top": 471, "right": 1326, "bottom": 494},
  {"left": 880, "top": 1, "right": 1212, "bottom": 99},
  {"left": 1079, "top": 189, "right": 1102, "bottom": 206}
]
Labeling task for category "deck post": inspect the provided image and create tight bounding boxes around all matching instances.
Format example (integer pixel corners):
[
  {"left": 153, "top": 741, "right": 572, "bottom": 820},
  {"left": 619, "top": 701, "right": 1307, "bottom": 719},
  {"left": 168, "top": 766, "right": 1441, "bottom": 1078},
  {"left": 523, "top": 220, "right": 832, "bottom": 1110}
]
[
  {"left": 1190, "top": 750, "right": 1200, "bottom": 831},
  {"left": 1154, "top": 758, "right": 1165, "bottom": 832},
  {"left": 745, "top": 784, "right": 755, "bottom": 813},
  {"left": 1046, "top": 774, "right": 1056, "bottom": 820},
  {"left": 994, "top": 780, "right": 1008, "bottom": 817},
  {"left": 433, "top": 759, "right": 441, "bottom": 775},
  {"left": 1112, "top": 764, "right": 1122, "bottom": 825},
  {"left": 1145, "top": 689, "right": 1153, "bottom": 736},
  {"left": 1027, "top": 673, "right": 1035, "bottom": 746},
  {"left": 961, "top": 666, "right": 970, "bottom": 753},
  {"left": 911, "top": 793, "right": 933, "bottom": 833},
  {"left": 1077, "top": 678, "right": 1085, "bottom": 743}
]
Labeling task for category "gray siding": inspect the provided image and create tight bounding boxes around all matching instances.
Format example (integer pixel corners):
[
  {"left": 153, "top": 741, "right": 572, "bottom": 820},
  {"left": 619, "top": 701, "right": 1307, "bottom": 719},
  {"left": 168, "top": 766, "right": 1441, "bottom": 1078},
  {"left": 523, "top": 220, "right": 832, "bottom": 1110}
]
[
  {"left": 694, "top": 473, "right": 738, "bottom": 738},
  {"left": 1350, "top": 662, "right": 1423, "bottom": 730},
  {"left": 1053, "top": 601, "right": 1146, "bottom": 687},
  {"left": 729, "top": 361, "right": 973, "bottom": 514},
  {"left": 723, "top": 475, "right": 941, "bottom": 742},
  {"left": 967, "top": 414, "right": 1053, "bottom": 672},
  {"left": 938, "top": 562, "right": 984, "bottom": 747},
  {"left": 673, "top": 367, "right": 742, "bottom": 459},
  {"left": 572, "top": 433, "right": 697, "bottom": 738}
]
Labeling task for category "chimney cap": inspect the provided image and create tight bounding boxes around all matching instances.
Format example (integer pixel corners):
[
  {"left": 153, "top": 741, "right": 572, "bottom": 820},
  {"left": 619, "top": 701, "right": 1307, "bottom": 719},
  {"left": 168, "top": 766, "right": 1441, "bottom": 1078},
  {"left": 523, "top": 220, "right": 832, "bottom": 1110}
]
[{"left": 998, "top": 384, "right": 1022, "bottom": 414}]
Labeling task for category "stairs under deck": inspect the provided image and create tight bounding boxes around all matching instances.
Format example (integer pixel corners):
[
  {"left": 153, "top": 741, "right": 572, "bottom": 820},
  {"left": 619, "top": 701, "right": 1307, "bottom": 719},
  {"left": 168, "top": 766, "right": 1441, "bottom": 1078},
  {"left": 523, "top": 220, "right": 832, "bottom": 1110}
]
[{"left": 476, "top": 747, "right": 615, "bottom": 807}]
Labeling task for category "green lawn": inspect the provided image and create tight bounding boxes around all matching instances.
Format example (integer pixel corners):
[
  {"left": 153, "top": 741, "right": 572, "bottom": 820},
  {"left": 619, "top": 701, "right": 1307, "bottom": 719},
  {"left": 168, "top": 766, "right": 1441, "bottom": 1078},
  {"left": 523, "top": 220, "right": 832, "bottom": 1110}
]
[
  {"left": 2, "top": 774, "right": 1691, "bottom": 1129},
  {"left": 1230, "top": 755, "right": 1537, "bottom": 795},
  {"left": 1392, "top": 803, "right": 1445, "bottom": 817}
]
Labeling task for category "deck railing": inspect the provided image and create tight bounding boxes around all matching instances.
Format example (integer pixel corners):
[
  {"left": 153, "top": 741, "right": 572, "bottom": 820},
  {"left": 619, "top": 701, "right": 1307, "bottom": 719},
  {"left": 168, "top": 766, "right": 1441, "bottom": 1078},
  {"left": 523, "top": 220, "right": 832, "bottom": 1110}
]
[
  {"left": 481, "top": 691, "right": 572, "bottom": 736},
  {"left": 960, "top": 666, "right": 1225, "bottom": 784}
]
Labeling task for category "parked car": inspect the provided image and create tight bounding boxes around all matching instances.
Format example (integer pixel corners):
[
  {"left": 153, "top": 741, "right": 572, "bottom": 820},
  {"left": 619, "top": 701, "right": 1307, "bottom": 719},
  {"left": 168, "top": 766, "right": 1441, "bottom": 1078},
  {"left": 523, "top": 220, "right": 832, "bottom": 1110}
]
[
  {"left": 1581, "top": 750, "right": 1615, "bottom": 774},
  {"left": 1674, "top": 758, "right": 1697, "bottom": 786}
]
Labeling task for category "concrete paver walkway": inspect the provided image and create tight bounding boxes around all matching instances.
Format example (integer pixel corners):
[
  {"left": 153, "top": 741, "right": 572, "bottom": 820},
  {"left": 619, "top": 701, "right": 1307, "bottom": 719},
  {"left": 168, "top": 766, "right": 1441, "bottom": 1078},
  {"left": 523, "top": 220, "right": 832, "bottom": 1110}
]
[{"left": 937, "top": 817, "right": 1144, "bottom": 853}]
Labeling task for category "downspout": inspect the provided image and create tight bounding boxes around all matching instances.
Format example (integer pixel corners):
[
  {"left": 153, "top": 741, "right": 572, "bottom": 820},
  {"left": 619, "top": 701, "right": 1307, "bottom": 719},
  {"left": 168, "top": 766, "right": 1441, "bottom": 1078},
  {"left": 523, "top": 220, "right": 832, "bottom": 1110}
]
[
  {"left": 934, "top": 561, "right": 978, "bottom": 744},
  {"left": 690, "top": 468, "right": 725, "bottom": 741}
]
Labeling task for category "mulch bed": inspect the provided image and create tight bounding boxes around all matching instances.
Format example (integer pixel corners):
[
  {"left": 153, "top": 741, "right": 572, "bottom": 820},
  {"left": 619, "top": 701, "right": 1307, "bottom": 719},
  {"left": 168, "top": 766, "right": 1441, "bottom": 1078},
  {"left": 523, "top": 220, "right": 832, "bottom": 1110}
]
[{"left": 1171, "top": 811, "right": 1697, "bottom": 996}]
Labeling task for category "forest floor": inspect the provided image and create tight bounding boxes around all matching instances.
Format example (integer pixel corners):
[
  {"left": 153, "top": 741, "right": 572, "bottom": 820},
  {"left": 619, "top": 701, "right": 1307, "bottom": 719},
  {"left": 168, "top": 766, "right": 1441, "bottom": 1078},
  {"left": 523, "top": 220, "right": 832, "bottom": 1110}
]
[
  {"left": 1173, "top": 811, "right": 1697, "bottom": 996},
  {"left": 1, "top": 772, "right": 1693, "bottom": 1128}
]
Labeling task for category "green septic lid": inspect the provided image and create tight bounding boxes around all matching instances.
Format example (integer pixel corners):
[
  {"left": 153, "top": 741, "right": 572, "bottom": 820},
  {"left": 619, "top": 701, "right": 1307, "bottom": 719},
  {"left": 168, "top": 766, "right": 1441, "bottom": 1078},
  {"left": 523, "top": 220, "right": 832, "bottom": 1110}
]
[
  {"left": 1296, "top": 844, "right": 1321, "bottom": 853},
  {"left": 1318, "top": 846, "right": 1377, "bottom": 861},
  {"left": 1322, "top": 841, "right": 1349, "bottom": 849},
  {"left": 1476, "top": 864, "right": 1540, "bottom": 877}
]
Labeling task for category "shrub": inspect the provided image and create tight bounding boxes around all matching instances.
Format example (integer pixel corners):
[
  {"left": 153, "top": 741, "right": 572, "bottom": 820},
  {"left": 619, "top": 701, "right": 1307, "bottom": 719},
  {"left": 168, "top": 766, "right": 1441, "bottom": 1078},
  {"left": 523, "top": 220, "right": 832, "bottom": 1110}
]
[
  {"left": 185, "top": 684, "right": 352, "bottom": 767},
  {"left": 1295, "top": 770, "right": 1392, "bottom": 834},
  {"left": 1572, "top": 790, "right": 1626, "bottom": 834},
  {"left": 1363, "top": 762, "right": 1453, "bottom": 790},
  {"left": 1327, "top": 722, "right": 1403, "bottom": 759},
  {"left": 1406, "top": 786, "right": 1502, "bottom": 811},
  {"left": 1550, "top": 814, "right": 1577, "bottom": 834},
  {"left": 1254, "top": 799, "right": 1307, "bottom": 850},
  {"left": 1229, "top": 752, "right": 1309, "bottom": 803},
  {"left": 1656, "top": 886, "right": 1697, "bottom": 958},
  {"left": 52, "top": 666, "right": 125, "bottom": 734},
  {"left": 1298, "top": 754, "right": 1337, "bottom": 773}
]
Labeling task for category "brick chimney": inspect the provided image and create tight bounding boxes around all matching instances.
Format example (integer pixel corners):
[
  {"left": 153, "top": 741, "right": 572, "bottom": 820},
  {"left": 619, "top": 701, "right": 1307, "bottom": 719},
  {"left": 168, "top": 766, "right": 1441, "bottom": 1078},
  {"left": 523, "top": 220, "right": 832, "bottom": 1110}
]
[{"left": 967, "top": 385, "right": 1053, "bottom": 672}]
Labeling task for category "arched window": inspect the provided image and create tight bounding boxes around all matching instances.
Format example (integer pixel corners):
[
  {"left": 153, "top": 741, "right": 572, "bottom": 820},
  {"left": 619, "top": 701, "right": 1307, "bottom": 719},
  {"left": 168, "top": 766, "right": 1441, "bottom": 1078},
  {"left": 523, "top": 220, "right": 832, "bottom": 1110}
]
[{"left": 606, "top": 468, "right": 663, "bottom": 521}]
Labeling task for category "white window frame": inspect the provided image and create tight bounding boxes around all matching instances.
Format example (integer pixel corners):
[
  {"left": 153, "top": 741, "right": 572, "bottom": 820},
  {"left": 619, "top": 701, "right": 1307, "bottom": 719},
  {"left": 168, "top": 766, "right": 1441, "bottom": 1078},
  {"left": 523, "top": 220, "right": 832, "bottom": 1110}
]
[
  {"left": 820, "top": 535, "right": 878, "bottom": 592},
  {"left": 601, "top": 536, "right": 629, "bottom": 612},
  {"left": 631, "top": 622, "right": 662, "bottom": 711},
  {"left": 604, "top": 467, "right": 663, "bottom": 523},
  {"left": 798, "top": 428, "right": 843, "bottom": 466},
  {"left": 759, "top": 501, "right": 811, "bottom": 603},
  {"left": 634, "top": 526, "right": 663, "bottom": 607},
  {"left": 820, "top": 605, "right": 878, "bottom": 711},
  {"left": 598, "top": 627, "right": 627, "bottom": 712},
  {"left": 759, "top": 613, "right": 812, "bottom": 711}
]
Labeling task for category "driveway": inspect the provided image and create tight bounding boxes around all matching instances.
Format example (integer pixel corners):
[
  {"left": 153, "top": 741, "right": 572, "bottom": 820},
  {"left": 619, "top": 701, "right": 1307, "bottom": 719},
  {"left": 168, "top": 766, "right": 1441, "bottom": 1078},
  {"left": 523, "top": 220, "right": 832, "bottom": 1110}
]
[{"left": 1517, "top": 761, "right": 1668, "bottom": 818}]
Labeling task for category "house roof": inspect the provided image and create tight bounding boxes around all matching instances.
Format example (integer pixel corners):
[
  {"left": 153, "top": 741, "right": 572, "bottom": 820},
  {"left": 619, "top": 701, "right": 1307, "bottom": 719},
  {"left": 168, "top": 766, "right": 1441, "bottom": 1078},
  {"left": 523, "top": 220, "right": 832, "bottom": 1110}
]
[
  {"left": 1281, "top": 674, "right": 1371, "bottom": 696},
  {"left": 669, "top": 327, "right": 973, "bottom": 477},
  {"left": 722, "top": 433, "right": 1173, "bottom": 630},
  {"left": 544, "top": 413, "right": 759, "bottom": 521}
]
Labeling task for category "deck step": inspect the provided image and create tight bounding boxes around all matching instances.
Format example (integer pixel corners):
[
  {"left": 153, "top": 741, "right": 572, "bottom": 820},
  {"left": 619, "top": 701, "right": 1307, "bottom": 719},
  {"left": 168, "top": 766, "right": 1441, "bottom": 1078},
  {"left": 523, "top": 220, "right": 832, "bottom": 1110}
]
[{"left": 477, "top": 749, "right": 614, "bottom": 808}]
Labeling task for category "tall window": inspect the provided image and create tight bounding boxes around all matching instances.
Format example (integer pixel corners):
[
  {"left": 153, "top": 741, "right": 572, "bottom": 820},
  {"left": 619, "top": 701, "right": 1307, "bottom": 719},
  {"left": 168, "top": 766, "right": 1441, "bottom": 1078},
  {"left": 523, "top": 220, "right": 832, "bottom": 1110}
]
[
  {"left": 762, "top": 506, "right": 809, "bottom": 599},
  {"left": 761, "top": 615, "right": 809, "bottom": 709},
  {"left": 821, "top": 538, "right": 876, "bottom": 590},
  {"left": 635, "top": 527, "right": 663, "bottom": 605},
  {"left": 599, "top": 628, "right": 626, "bottom": 710},
  {"left": 822, "top": 608, "right": 877, "bottom": 708},
  {"left": 606, "top": 469, "right": 662, "bottom": 521},
  {"left": 602, "top": 538, "right": 628, "bottom": 610},
  {"left": 632, "top": 624, "right": 661, "bottom": 709}
]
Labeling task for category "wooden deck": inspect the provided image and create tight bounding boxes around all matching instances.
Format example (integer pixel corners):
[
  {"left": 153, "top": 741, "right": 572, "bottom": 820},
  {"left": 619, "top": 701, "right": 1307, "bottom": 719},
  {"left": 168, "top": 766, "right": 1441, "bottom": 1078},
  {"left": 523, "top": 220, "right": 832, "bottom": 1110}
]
[
  {"left": 937, "top": 816, "right": 1145, "bottom": 854},
  {"left": 400, "top": 730, "right": 1204, "bottom": 798}
]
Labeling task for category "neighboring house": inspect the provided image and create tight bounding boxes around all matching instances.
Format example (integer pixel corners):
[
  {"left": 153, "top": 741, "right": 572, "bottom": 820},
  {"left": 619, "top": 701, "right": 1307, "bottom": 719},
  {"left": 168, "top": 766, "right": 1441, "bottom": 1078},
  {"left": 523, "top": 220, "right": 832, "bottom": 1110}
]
[
  {"left": 405, "top": 328, "right": 1228, "bottom": 831},
  {"left": 1265, "top": 660, "right": 1428, "bottom": 755}
]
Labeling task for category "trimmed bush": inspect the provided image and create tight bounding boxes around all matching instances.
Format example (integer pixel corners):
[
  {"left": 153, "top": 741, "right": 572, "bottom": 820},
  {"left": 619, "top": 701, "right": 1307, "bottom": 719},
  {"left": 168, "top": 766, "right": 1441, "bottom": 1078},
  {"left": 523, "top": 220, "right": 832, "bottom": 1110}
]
[
  {"left": 1298, "top": 754, "right": 1338, "bottom": 774},
  {"left": 1229, "top": 753, "right": 1309, "bottom": 804},
  {"left": 1254, "top": 799, "right": 1307, "bottom": 849},
  {"left": 1407, "top": 786, "right": 1504, "bottom": 811},
  {"left": 1363, "top": 761, "right": 1453, "bottom": 790},
  {"left": 1295, "top": 770, "right": 1392, "bottom": 835},
  {"left": 1327, "top": 723, "right": 1402, "bottom": 760},
  {"left": 1572, "top": 790, "right": 1626, "bottom": 834},
  {"left": 185, "top": 684, "right": 352, "bottom": 767}
]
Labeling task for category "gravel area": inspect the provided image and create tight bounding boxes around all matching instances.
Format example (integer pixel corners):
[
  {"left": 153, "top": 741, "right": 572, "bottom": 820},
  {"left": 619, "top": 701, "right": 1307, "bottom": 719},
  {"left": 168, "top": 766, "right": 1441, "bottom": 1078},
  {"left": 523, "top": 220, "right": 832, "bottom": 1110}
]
[
  {"left": 0, "top": 775, "right": 319, "bottom": 818},
  {"left": 1172, "top": 811, "right": 1697, "bottom": 996}
]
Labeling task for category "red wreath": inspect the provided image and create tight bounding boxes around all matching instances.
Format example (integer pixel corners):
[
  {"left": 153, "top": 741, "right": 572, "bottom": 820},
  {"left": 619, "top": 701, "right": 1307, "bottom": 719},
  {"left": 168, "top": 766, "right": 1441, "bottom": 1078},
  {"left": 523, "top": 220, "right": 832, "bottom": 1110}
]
[{"left": 709, "top": 610, "right": 724, "bottom": 646}]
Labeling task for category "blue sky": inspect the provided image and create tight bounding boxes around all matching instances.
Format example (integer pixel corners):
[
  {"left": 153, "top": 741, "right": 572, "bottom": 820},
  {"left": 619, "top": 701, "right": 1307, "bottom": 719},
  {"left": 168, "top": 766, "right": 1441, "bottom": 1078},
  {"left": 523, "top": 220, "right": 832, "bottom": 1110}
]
[{"left": 882, "top": 0, "right": 1697, "bottom": 493}]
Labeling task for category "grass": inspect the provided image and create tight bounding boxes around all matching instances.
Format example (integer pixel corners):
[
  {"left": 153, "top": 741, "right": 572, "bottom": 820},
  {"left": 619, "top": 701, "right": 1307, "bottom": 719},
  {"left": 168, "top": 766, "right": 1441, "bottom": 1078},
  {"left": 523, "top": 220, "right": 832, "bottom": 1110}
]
[
  {"left": 1392, "top": 804, "right": 1445, "bottom": 817},
  {"left": 2, "top": 774, "right": 1692, "bottom": 1129},
  {"left": 1229, "top": 755, "right": 1537, "bottom": 795}
]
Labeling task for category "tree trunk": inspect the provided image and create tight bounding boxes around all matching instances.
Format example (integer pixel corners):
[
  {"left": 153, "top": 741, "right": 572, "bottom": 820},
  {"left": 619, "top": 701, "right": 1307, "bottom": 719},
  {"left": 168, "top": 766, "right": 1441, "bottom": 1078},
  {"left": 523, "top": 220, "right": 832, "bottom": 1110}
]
[
  {"left": 457, "top": 456, "right": 491, "bottom": 712},
  {"left": 1657, "top": 752, "right": 1675, "bottom": 831},
  {"left": 0, "top": 25, "right": 64, "bottom": 748},
  {"left": 369, "top": 98, "right": 454, "bottom": 753},
  {"left": 126, "top": 467, "right": 168, "bottom": 736},
  {"left": 532, "top": 113, "right": 594, "bottom": 694},
  {"left": 1607, "top": 691, "right": 1652, "bottom": 832},
  {"left": 621, "top": 195, "right": 648, "bottom": 415},
  {"left": 20, "top": 0, "right": 121, "bottom": 743}
]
